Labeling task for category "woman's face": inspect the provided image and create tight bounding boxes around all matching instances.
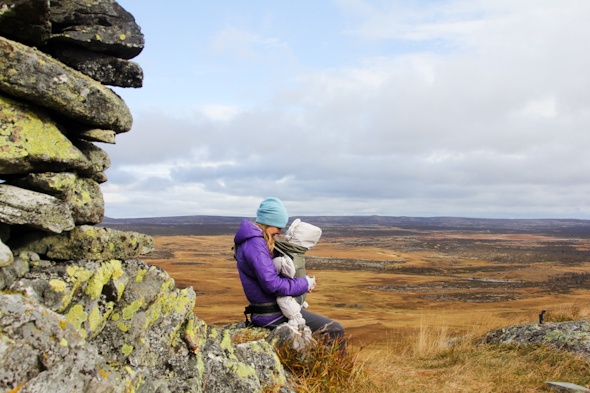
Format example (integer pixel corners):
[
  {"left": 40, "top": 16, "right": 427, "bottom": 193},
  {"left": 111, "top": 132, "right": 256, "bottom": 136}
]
[{"left": 266, "top": 226, "right": 282, "bottom": 237}]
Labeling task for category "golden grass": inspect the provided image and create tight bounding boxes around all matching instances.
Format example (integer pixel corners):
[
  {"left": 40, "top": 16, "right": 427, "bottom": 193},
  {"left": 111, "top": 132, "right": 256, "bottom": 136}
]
[
  {"left": 275, "top": 335, "right": 378, "bottom": 393},
  {"left": 543, "top": 303, "right": 590, "bottom": 323},
  {"left": 349, "top": 310, "right": 590, "bottom": 393},
  {"left": 144, "top": 234, "right": 590, "bottom": 392},
  {"left": 257, "top": 309, "right": 590, "bottom": 392},
  {"left": 364, "top": 341, "right": 590, "bottom": 393}
]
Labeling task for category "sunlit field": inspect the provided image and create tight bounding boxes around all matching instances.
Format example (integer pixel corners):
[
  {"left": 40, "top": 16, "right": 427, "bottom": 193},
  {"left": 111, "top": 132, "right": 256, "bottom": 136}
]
[{"left": 143, "top": 227, "right": 590, "bottom": 391}]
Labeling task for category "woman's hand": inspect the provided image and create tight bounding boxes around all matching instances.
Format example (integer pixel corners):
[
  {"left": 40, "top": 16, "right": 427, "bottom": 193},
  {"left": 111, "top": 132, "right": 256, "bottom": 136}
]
[{"left": 306, "top": 275, "right": 316, "bottom": 292}]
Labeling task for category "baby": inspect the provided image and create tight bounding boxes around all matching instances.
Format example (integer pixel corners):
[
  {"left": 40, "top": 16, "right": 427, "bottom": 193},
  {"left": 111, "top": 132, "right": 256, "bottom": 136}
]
[{"left": 273, "top": 219, "right": 322, "bottom": 330}]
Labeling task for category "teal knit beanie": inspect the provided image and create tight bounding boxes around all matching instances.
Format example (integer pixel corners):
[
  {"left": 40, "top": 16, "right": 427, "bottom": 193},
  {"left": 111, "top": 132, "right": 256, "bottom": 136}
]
[{"left": 256, "top": 197, "right": 288, "bottom": 228}]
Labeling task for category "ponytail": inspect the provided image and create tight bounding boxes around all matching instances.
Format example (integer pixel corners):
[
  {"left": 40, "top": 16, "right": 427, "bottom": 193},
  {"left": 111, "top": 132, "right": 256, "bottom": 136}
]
[{"left": 255, "top": 223, "right": 275, "bottom": 254}]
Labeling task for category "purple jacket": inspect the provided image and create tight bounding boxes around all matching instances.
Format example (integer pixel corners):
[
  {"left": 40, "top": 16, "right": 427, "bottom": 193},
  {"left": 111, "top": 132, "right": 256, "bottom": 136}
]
[{"left": 234, "top": 219, "right": 309, "bottom": 326}]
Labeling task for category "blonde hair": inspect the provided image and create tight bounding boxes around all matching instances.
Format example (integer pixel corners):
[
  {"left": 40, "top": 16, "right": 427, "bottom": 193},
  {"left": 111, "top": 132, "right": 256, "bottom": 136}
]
[{"left": 255, "top": 223, "right": 275, "bottom": 254}]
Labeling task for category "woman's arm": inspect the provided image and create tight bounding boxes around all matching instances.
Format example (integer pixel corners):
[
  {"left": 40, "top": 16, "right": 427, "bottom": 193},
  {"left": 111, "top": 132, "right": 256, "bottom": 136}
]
[{"left": 248, "top": 239, "right": 309, "bottom": 297}]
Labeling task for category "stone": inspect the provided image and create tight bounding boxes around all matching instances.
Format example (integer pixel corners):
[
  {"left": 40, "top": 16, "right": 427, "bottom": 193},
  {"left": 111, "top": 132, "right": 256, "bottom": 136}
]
[
  {"left": 482, "top": 321, "right": 590, "bottom": 359},
  {"left": 73, "top": 128, "right": 117, "bottom": 144},
  {"left": 0, "top": 94, "right": 93, "bottom": 176},
  {"left": 9, "top": 225, "right": 154, "bottom": 260},
  {"left": 0, "top": 0, "right": 51, "bottom": 46},
  {"left": 74, "top": 140, "right": 111, "bottom": 175},
  {"left": 0, "top": 36, "right": 133, "bottom": 133},
  {"left": 9, "top": 258, "right": 207, "bottom": 392},
  {"left": 234, "top": 340, "right": 287, "bottom": 389},
  {"left": 49, "top": 0, "right": 144, "bottom": 59},
  {"left": 546, "top": 381, "right": 590, "bottom": 392},
  {"left": 0, "top": 254, "right": 31, "bottom": 290},
  {"left": 47, "top": 44, "right": 143, "bottom": 87},
  {"left": 8, "top": 172, "right": 105, "bottom": 225},
  {"left": 0, "top": 292, "right": 143, "bottom": 393},
  {"left": 204, "top": 353, "right": 261, "bottom": 393},
  {"left": 0, "top": 184, "right": 75, "bottom": 233},
  {"left": 91, "top": 260, "right": 196, "bottom": 364},
  {"left": 267, "top": 323, "right": 317, "bottom": 354},
  {"left": 91, "top": 171, "right": 109, "bottom": 184},
  {"left": 0, "top": 238, "right": 13, "bottom": 267}
]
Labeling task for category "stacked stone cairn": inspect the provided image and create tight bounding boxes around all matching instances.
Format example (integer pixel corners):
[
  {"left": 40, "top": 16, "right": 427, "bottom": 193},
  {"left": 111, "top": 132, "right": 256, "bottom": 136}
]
[{"left": 0, "top": 1, "right": 294, "bottom": 392}]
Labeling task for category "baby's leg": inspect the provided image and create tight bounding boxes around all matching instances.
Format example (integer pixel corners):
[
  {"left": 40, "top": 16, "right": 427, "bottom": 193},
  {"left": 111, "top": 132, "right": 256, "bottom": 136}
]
[{"left": 276, "top": 296, "right": 306, "bottom": 327}]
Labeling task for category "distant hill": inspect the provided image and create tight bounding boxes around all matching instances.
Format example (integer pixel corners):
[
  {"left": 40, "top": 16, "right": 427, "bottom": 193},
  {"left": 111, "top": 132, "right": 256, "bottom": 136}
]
[{"left": 101, "top": 216, "right": 590, "bottom": 237}]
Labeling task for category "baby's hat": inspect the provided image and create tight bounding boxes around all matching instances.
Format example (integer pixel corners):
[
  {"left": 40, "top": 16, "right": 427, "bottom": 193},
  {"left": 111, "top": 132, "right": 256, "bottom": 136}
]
[{"left": 285, "top": 218, "right": 322, "bottom": 249}]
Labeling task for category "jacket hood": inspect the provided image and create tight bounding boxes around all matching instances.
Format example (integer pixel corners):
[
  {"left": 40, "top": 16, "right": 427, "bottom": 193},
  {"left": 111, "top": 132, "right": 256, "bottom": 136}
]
[
  {"left": 285, "top": 218, "right": 322, "bottom": 249},
  {"left": 234, "top": 219, "right": 262, "bottom": 245}
]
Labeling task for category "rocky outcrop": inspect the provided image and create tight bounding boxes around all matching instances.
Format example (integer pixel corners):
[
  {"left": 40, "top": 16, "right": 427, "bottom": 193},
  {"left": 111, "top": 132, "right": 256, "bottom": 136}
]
[
  {"left": 482, "top": 320, "right": 590, "bottom": 359},
  {"left": 0, "top": 1, "right": 294, "bottom": 392}
]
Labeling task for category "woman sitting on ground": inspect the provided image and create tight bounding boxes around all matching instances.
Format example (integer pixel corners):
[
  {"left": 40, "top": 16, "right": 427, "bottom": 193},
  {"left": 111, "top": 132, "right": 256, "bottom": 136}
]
[{"left": 233, "top": 197, "right": 345, "bottom": 343}]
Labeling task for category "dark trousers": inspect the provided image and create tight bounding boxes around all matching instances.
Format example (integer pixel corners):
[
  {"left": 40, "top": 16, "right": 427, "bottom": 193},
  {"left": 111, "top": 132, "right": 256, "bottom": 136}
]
[{"left": 267, "top": 309, "right": 345, "bottom": 343}]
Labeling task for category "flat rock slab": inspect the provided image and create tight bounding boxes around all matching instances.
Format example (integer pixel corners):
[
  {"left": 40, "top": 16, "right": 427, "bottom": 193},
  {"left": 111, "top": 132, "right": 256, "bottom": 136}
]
[
  {"left": 0, "top": 184, "right": 75, "bottom": 233},
  {"left": 49, "top": 0, "right": 144, "bottom": 59},
  {"left": 0, "top": 0, "right": 51, "bottom": 45},
  {"left": 0, "top": 238, "right": 14, "bottom": 267},
  {"left": 547, "top": 382, "right": 590, "bottom": 392},
  {"left": 8, "top": 172, "right": 104, "bottom": 225},
  {"left": 0, "top": 36, "right": 132, "bottom": 132},
  {"left": 9, "top": 225, "right": 154, "bottom": 260},
  {"left": 0, "top": 94, "right": 92, "bottom": 176}
]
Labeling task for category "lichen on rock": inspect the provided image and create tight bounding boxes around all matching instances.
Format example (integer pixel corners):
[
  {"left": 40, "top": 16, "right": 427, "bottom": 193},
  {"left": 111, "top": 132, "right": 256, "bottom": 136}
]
[
  {"left": 0, "top": 94, "right": 92, "bottom": 175},
  {"left": 482, "top": 320, "right": 590, "bottom": 359},
  {"left": 8, "top": 225, "right": 154, "bottom": 260},
  {"left": 0, "top": 1, "right": 295, "bottom": 391}
]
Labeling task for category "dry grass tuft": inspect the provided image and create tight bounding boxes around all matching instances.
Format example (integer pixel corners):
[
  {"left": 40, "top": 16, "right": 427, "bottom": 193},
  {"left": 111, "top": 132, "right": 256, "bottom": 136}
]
[
  {"left": 355, "top": 312, "right": 590, "bottom": 393},
  {"left": 543, "top": 303, "right": 589, "bottom": 323},
  {"left": 230, "top": 327, "right": 270, "bottom": 345},
  {"left": 275, "top": 335, "right": 380, "bottom": 393}
]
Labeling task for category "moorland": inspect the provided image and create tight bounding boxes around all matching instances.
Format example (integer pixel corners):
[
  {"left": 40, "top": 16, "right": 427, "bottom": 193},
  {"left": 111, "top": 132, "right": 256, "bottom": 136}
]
[{"left": 104, "top": 216, "right": 590, "bottom": 391}]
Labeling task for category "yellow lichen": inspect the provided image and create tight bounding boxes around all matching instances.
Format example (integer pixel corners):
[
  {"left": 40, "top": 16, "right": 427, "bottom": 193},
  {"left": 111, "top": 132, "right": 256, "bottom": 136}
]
[
  {"left": 57, "top": 265, "right": 94, "bottom": 313},
  {"left": 122, "top": 344, "right": 134, "bottom": 356},
  {"left": 85, "top": 261, "right": 114, "bottom": 300},
  {"left": 87, "top": 306, "right": 101, "bottom": 332},
  {"left": 99, "top": 368, "right": 111, "bottom": 379},
  {"left": 65, "top": 304, "right": 88, "bottom": 331},
  {"left": 114, "top": 281, "right": 126, "bottom": 300},
  {"left": 226, "top": 359, "right": 256, "bottom": 379},
  {"left": 49, "top": 279, "right": 67, "bottom": 293},
  {"left": 66, "top": 265, "right": 94, "bottom": 283},
  {"left": 110, "top": 260, "right": 123, "bottom": 279},
  {"left": 135, "top": 269, "right": 147, "bottom": 283},
  {"left": 220, "top": 329, "right": 236, "bottom": 358},
  {"left": 174, "top": 288, "right": 194, "bottom": 314},
  {"left": 122, "top": 299, "right": 144, "bottom": 320},
  {"left": 0, "top": 96, "right": 87, "bottom": 162}
]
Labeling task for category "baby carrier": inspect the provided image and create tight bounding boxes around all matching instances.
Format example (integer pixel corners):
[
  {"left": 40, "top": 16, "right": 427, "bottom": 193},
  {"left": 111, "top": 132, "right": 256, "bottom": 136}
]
[{"left": 240, "top": 239, "right": 309, "bottom": 325}]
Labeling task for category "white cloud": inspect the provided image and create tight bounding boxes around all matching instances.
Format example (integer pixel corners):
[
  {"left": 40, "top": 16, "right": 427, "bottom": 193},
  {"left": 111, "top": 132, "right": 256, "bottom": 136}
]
[
  {"left": 209, "top": 26, "right": 288, "bottom": 59},
  {"left": 105, "top": 0, "right": 590, "bottom": 219},
  {"left": 200, "top": 105, "right": 242, "bottom": 122}
]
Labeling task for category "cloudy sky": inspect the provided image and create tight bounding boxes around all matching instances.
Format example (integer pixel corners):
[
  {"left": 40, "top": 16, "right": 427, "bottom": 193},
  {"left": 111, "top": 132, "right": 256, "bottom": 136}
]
[{"left": 104, "top": 0, "right": 590, "bottom": 219}]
